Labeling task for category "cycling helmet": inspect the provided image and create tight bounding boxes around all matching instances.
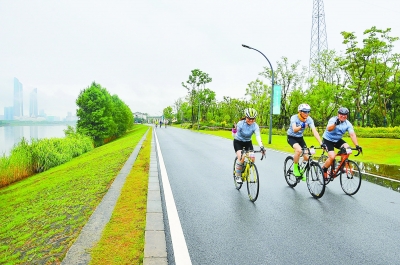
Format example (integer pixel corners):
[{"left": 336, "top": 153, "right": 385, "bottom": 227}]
[
  {"left": 338, "top": 107, "right": 349, "bottom": 115},
  {"left": 244, "top": 108, "right": 258, "bottom": 119},
  {"left": 298, "top": 103, "right": 311, "bottom": 112}
]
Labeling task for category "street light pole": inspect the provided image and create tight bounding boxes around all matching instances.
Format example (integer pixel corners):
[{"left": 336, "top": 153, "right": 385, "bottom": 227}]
[
  {"left": 242, "top": 44, "right": 274, "bottom": 144},
  {"left": 197, "top": 89, "right": 200, "bottom": 130}
]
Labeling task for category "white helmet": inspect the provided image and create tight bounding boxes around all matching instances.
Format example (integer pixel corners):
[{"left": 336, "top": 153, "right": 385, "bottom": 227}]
[
  {"left": 244, "top": 108, "right": 258, "bottom": 119},
  {"left": 298, "top": 103, "right": 311, "bottom": 112}
]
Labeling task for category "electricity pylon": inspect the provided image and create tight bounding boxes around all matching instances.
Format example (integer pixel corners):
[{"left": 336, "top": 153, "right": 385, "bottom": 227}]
[{"left": 309, "top": 0, "right": 328, "bottom": 72}]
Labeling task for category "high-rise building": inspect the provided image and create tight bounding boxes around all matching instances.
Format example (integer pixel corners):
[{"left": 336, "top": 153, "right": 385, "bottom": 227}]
[
  {"left": 4, "top": 107, "right": 14, "bottom": 120},
  {"left": 30, "top": 88, "right": 38, "bottom": 117},
  {"left": 13, "top": 77, "right": 23, "bottom": 117}
]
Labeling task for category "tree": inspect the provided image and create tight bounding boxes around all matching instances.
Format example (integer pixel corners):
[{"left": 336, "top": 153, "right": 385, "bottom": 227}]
[
  {"left": 181, "top": 69, "right": 212, "bottom": 127},
  {"left": 260, "top": 57, "right": 307, "bottom": 129},
  {"left": 197, "top": 88, "right": 216, "bottom": 122},
  {"left": 245, "top": 79, "right": 268, "bottom": 126},
  {"left": 163, "top": 106, "right": 173, "bottom": 123},
  {"left": 111, "top": 95, "right": 133, "bottom": 137},
  {"left": 76, "top": 82, "right": 115, "bottom": 146},
  {"left": 341, "top": 27, "right": 399, "bottom": 126}
]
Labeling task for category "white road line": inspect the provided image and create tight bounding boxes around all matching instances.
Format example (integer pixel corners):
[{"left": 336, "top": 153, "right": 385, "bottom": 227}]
[{"left": 154, "top": 131, "right": 192, "bottom": 265}]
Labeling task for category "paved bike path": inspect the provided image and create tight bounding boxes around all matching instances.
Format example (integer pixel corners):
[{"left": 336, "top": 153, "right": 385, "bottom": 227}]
[{"left": 62, "top": 128, "right": 167, "bottom": 265}]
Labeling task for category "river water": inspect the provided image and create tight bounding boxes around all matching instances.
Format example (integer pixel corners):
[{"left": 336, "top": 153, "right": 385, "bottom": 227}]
[{"left": 0, "top": 125, "right": 71, "bottom": 156}]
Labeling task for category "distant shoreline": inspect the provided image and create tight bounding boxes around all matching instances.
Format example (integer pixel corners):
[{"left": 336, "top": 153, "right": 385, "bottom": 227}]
[{"left": 0, "top": 120, "right": 77, "bottom": 127}]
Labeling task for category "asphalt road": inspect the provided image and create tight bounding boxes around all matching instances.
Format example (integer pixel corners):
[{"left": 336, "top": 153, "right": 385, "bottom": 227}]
[{"left": 154, "top": 126, "right": 400, "bottom": 265}]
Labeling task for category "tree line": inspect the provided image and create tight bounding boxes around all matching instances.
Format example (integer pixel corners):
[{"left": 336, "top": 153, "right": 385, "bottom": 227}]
[{"left": 163, "top": 27, "right": 400, "bottom": 129}]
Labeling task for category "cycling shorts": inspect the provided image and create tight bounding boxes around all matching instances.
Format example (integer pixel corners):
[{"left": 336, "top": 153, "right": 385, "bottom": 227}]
[
  {"left": 233, "top": 139, "right": 254, "bottom": 152},
  {"left": 287, "top": 135, "right": 307, "bottom": 148},
  {"left": 322, "top": 138, "right": 346, "bottom": 152}
]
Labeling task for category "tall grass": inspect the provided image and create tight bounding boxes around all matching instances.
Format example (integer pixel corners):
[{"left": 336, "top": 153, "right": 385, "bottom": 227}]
[{"left": 0, "top": 133, "right": 93, "bottom": 188}]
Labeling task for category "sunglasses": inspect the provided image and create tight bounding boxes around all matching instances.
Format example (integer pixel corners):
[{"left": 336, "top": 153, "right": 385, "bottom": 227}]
[
  {"left": 247, "top": 117, "right": 255, "bottom": 121},
  {"left": 301, "top": 111, "right": 310, "bottom": 114}
]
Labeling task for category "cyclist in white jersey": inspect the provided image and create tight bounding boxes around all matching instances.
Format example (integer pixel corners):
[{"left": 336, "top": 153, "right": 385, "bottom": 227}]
[
  {"left": 233, "top": 108, "right": 266, "bottom": 184},
  {"left": 321, "top": 107, "right": 362, "bottom": 178},
  {"left": 287, "top": 103, "right": 324, "bottom": 180}
]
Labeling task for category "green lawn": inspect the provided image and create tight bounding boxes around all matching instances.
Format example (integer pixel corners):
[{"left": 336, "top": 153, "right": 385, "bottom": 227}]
[{"left": 198, "top": 130, "right": 400, "bottom": 166}]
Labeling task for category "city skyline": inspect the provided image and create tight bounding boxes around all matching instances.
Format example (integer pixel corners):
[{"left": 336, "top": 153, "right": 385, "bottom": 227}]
[{"left": 1, "top": 77, "right": 76, "bottom": 120}]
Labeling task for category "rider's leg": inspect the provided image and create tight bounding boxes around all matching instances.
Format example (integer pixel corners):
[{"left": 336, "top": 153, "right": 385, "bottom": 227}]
[
  {"left": 292, "top": 143, "right": 302, "bottom": 177},
  {"left": 235, "top": 150, "right": 244, "bottom": 183}
]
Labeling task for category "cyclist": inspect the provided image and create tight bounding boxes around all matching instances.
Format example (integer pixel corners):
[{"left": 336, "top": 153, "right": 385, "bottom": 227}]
[
  {"left": 287, "top": 103, "right": 324, "bottom": 181},
  {"left": 233, "top": 108, "right": 266, "bottom": 184},
  {"left": 321, "top": 107, "right": 362, "bottom": 178}
]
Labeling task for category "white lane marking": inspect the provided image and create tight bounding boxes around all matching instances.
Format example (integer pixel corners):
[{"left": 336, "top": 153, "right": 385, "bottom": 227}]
[{"left": 154, "top": 131, "right": 192, "bottom": 265}]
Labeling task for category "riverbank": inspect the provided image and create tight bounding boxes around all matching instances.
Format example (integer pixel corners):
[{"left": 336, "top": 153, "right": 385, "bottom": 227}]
[
  {"left": 0, "top": 125, "right": 149, "bottom": 264},
  {"left": 0, "top": 120, "right": 77, "bottom": 126}
]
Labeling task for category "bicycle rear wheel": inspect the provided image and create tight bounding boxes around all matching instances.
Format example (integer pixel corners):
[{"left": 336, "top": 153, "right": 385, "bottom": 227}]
[
  {"left": 340, "top": 160, "right": 362, "bottom": 195},
  {"left": 233, "top": 157, "right": 242, "bottom": 190},
  {"left": 306, "top": 162, "right": 325, "bottom": 199},
  {"left": 284, "top": 156, "right": 297, "bottom": 187},
  {"left": 247, "top": 163, "right": 259, "bottom": 202}
]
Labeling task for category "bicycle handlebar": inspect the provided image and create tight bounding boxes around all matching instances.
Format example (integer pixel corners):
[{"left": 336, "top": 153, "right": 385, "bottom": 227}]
[
  {"left": 318, "top": 146, "right": 362, "bottom": 157},
  {"left": 240, "top": 148, "right": 266, "bottom": 160}
]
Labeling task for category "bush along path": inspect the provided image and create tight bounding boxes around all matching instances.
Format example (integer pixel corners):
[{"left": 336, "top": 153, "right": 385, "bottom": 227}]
[{"left": 0, "top": 125, "right": 148, "bottom": 264}]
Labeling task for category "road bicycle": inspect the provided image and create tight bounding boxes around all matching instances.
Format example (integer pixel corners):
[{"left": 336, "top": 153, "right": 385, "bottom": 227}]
[
  {"left": 283, "top": 146, "right": 325, "bottom": 199},
  {"left": 318, "top": 147, "right": 362, "bottom": 195},
  {"left": 232, "top": 148, "right": 265, "bottom": 202}
]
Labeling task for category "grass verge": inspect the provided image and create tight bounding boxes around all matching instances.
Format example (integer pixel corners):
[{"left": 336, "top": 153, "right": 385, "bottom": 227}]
[
  {"left": 0, "top": 125, "right": 148, "bottom": 265},
  {"left": 89, "top": 129, "right": 151, "bottom": 264},
  {"left": 197, "top": 130, "right": 400, "bottom": 166}
]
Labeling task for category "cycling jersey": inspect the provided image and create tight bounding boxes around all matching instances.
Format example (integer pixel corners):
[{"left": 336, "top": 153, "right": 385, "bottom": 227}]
[
  {"left": 322, "top": 117, "right": 355, "bottom": 142},
  {"left": 235, "top": 120, "right": 260, "bottom": 142},
  {"left": 286, "top": 114, "right": 316, "bottom": 137}
]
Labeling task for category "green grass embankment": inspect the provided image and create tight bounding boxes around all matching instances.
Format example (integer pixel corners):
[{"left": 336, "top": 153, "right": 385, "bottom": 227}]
[{"left": 0, "top": 125, "right": 149, "bottom": 264}]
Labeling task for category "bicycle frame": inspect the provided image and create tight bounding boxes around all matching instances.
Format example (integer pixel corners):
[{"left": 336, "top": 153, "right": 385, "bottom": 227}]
[
  {"left": 321, "top": 147, "right": 361, "bottom": 179},
  {"left": 295, "top": 146, "right": 318, "bottom": 179},
  {"left": 284, "top": 146, "right": 325, "bottom": 199},
  {"left": 233, "top": 148, "right": 264, "bottom": 202}
]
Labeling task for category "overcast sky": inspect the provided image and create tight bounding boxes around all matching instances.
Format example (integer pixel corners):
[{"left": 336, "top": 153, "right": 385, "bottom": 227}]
[{"left": 1, "top": 0, "right": 399, "bottom": 117}]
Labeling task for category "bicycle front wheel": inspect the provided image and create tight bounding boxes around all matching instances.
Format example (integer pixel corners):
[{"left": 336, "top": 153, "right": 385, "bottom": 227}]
[
  {"left": 233, "top": 157, "right": 242, "bottom": 190},
  {"left": 306, "top": 162, "right": 325, "bottom": 199},
  {"left": 284, "top": 156, "right": 297, "bottom": 187},
  {"left": 340, "top": 160, "right": 362, "bottom": 195},
  {"left": 247, "top": 163, "right": 260, "bottom": 202}
]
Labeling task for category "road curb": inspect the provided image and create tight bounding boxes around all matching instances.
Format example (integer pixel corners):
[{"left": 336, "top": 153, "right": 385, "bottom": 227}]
[{"left": 143, "top": 130, "right": 168, "bottom": 264}]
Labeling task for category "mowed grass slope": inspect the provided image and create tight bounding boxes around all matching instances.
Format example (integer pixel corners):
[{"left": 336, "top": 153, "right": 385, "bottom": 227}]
[
  {"left": 89, "top": 129, "right": 152, "bottom": 264},
  {"left": 0, "top": 125, "right": 148, "bottom": 265}
]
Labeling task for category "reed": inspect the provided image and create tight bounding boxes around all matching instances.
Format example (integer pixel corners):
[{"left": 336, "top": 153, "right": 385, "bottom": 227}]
[{"left": 0, "top": 133, "right": 93, "bottom": 188}]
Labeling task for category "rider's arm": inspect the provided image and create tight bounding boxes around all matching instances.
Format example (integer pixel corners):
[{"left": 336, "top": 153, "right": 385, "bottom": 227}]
[
  {"left": 256, "top": 135, "right": 263, "bottom": 148},
  {"left": 349, "top": 131, "right": 359, "bottom": 147},
  {"left": 311, "top": 127, "right": 323, "bottom": 145},
  {"left": 326, "top": 117, "right": 336, "bottom": 132},
  {"left": 291, "top": 122, "right": 302, "bottom": 133},
  {"left": 253, "top": 124, "right": 264, "bottom": 148}
]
